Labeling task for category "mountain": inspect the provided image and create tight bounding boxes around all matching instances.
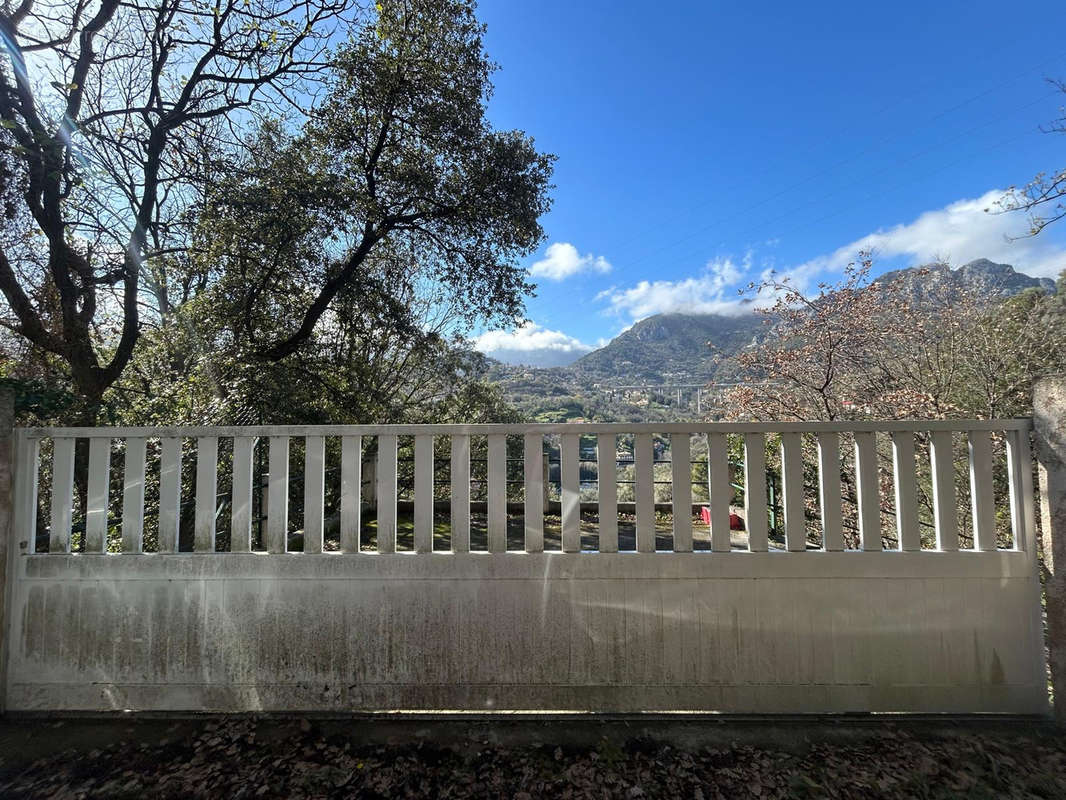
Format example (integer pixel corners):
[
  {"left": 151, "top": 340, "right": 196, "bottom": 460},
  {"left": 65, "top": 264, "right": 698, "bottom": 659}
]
[
  {"left": 489, "top": 258, "right": 1056, "bottom": 421},
  {"left": 569, "top": 259, "right": 1054, "bottom": 385},
  {"left": 873, "top": 258, "right": 1056, "bottom": 305},
  {"left": 569, "top": 312, "right": 761, "bottom": 384}
]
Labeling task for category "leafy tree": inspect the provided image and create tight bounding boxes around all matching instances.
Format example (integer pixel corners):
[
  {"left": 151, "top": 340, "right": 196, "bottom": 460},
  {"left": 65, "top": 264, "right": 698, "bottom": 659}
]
[
  {"left": 0, "top": 0, "right": 357, "bottom": 419},
  {"left": 0, "top": 0, "right": 554, "bottom": 423},
  {"left": 947, "top": 276, "right": 1066, "bottom": 419},
  {"left": 201, "top": 0, "right": 554, "bottom": 362},
  {"left": 110, "top": 283, "right": 521, "bottom": 427}
]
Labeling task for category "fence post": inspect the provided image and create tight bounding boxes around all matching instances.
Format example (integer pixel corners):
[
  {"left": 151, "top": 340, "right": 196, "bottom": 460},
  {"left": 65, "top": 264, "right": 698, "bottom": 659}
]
[
  {"left": 1035, "top": 376, "right": 1066, "bottom": 724},
  {"left": 0, "top": 388, "right": 14, "bottom": 714}
]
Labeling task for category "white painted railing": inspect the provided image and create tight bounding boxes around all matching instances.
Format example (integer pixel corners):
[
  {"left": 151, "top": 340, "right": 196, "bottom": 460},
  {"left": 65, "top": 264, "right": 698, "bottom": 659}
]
[
  {"left": 13, "top": 419, "right": 1037, "bottom": 557},
  {"left": 4, "top": 419, "right": 1047, "bottom": 714}
]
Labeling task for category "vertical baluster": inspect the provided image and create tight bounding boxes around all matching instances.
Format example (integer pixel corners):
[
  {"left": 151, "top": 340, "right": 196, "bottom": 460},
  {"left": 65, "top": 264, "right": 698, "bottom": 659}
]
[
  {"left": 891, "top": 431, "right": 920, "bottom": 551},
  {"left": 377, "top": 433, "right": 397, "bottom": 554},
  {"left": 230, "top": 436, "right": 254, "bottom": 553},
  {"left": 671, "top": 433, "right": 692, "bottom": 552},
  {"left": 158, "top": 437, "right": 182, "bottom": 553},
  {"left": 929, "top": 430, "right": 957, "bottom": 551},
  {"left": 743, "top": 433, "right": 768, "bottom": 552},
  {"left": 524, "top": 433, "right": 544, "bottom": 553},
  {"left": 14, "top": 432, "right": 40, "bottom": 552},
  {"left": 560, "top": 433, "right": 580, "bottom": 553},
  {"left": 854, "top": 431, "right": 880, "bottom": 551},
  {"left": 486, "top": 434, "right": 507, "bottom": 553},
  {"left": 340, "top": 435, "right": 362, "bottom": 554},
  {"left": 122, "top": 437, "right": 147, "bottom": 553},
  {"left": 85, "top": 437, "right": 110, "bottom": 553},
  {"left": 267, "top": 436, "right": 289, "bottom": 554},
  {"left": 708, "top": 432, "right": 731, "bottom": 552},
  {"left": 194, "top": 436, "right": 218, "bottom": 552},
  {"left": 816, "top": 432, "right": 843, "bottom": 551},
  {"left": 450, "top": 434, "right": 470, "bottom": 553},
  {"left": 635, "top": 432, "right": 655, "bottom": 553},
  {"left": 543, "top": 451, "right": 550, "bottom": 516},
  {"left": 1008, "top": 428, "right": 1038, "bottom": 565},
  {"left": 780, "top": 432, "right": 806, "bottom": 552},
  {"left": 1006, "top": 428, "right": 1030, "bottom": 552},
  {"left": 414, "top": 434, "right": 434, "bottom": 554},
  {"left": 303, "top": 435, "right": 325, "bottom": 554},
  {"left": 597, "top": 434, "right": 618, "bottom": 553},
  {"left": 50, "top": 437, "right": 75, "bottom": 553},
  {"left": 968, "top": 430, "right": 996, "bottom": 551}
]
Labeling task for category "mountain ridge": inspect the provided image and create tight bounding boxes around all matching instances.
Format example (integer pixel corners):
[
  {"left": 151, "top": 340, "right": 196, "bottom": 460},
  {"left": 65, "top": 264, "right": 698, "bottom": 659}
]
[
  {"left": 487, "top": 258, "right": 1058, "bottom": 422},
  {"left": 872, "top": 258, "right": 1056, "bottom": 303},
  {"left": 490, "top": 258, "right": 1056, "bottom": 388}
]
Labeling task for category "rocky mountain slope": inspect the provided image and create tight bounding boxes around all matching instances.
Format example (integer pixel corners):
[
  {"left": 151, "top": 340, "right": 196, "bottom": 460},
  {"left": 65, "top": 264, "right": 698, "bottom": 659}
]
[
  {"left": 488, "top": 259, "right": 1056, "bottom": 421},
  {"left": 564, "top": 258, "right": 1055, "bottom": 385},
  {"left": 567, "top": 311, "right": 762, "bottom": 384},
  {"left": 873, "top": 258, "right": 1055, "bottom": 305}
]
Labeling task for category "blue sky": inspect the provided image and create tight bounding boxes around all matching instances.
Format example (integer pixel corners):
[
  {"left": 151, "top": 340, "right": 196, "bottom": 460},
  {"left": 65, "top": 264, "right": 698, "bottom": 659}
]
[{"left": 468, "top": 0, "right": 1066, "bottom": 366}]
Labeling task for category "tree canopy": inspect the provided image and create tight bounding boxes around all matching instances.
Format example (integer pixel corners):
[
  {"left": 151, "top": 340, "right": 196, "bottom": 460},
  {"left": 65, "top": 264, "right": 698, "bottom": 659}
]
[
  {"left": 0, "top": 0, "right": 554, "bottom": 424},
  {"left": 726, "top": 260, "right": 1066, "bottom": 549},
  {"left": 729, "top": 258, "right": 1066, "bottom": 423}
]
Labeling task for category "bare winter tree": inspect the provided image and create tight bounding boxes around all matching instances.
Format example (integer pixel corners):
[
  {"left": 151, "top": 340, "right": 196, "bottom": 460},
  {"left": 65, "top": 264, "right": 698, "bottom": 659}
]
[
  {"left": 726, "top": 257, "right": 1066, "bottom": 549},
  {"left": 993, "top": 79, "right": 1066, "bottom": 237},
  {"left": 0, "top": 0, "right": 357, "bottom": 419}
]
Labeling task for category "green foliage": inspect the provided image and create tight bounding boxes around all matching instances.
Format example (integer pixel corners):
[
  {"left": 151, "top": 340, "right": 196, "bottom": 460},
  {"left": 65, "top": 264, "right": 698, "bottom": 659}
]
[
  {"left": 0, "top": 376, "right": 76, "bottom": 423},
  {"left": 947, "top": 278, "right": 1066, "bottom": 418},
  {"left": 531, "top": 399, "right": 588, "bottom": 423},
  {"left": 2, "top": 0, "right": 553, "bottom": 427},
  {"left": 85, "top": 0, "right": 554, "bottom": 428},
  {"left": 0, "top": 0, "right": 362, "bottom": 408},
  {"left": 200, "top": 0, "right": 554, "bottom": 361},
  {"left": 107, "top": 293, "right": 521, "bottom": 426}
]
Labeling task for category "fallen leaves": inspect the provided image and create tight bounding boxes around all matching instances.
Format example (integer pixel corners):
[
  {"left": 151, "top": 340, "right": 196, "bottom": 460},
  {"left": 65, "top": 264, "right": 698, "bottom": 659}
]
[{"left": 1, "top": 719, "right": 1065, "bottom": 799}]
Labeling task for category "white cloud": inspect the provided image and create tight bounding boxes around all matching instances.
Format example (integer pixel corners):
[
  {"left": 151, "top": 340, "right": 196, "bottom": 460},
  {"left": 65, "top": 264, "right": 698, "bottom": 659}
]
[
  {"left": 529, "top": 242, "right": 612, "bottom": 281},
  {"left": 809, "top": 189, "right": 1066, "bottom": 279},
  {"left": 472, "top": 321, "right": 595, "bottom": 367},
  {"left": 745, "top": 190, "right": 1066, "bottom": 300},
  {"left": 596, "top": 189, "right": 1066, "bottom": 328},
  {"left": 599, "top": 257, "right": 752, "bottom": 321},
  {"left": 754, "top": 259, "right": 825, "bottom": 299}
]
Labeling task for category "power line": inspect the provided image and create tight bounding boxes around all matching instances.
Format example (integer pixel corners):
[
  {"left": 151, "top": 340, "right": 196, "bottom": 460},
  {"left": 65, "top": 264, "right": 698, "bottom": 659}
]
[
  {"left": 605, "top": 52, "right": 1066, "bottom": 269},
  {"left": 732, "top": 125, "right": 1040, "bottom": 263},
  {"left": 616, "top": 88, "right": 1060, "bottom": 278}
]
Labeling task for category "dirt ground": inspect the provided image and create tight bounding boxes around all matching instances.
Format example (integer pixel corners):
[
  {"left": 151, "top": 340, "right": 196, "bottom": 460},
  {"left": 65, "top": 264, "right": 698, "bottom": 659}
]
[{"left": 1, "top": 716, "right": 1064, "bottom": 799}]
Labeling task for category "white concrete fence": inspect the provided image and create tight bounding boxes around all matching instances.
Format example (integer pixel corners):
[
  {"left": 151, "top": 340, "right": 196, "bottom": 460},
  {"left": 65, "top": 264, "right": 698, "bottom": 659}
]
[{"left": 0, "top": 415, "right": 1053, "bottom": 715}]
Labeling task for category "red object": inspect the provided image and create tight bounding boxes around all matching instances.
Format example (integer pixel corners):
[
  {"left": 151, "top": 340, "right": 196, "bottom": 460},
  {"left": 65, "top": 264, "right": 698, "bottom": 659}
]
[{"left": 701, "top": 507, "right": 746, "bottom": 531}]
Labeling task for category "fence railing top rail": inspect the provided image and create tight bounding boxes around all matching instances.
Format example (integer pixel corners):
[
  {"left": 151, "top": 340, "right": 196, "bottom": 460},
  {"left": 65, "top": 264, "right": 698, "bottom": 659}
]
[{"left": 19, "top": 418, "right": 1034, "bottom": 439}]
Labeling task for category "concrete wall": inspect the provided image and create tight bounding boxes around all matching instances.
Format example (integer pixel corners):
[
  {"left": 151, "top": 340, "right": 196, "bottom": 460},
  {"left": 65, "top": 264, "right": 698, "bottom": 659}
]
[
  {"left": 0, "top": 390, "right": 13, "bottom": 713},
  {"left": 4, "top": 551, "right": 1047, "bottom": 714}
]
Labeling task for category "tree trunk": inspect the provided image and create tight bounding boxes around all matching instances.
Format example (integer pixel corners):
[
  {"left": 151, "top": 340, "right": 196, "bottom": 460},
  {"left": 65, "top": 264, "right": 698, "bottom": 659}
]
[{"left": 67, "top": 398, "right": 105, "bottom": 553}]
